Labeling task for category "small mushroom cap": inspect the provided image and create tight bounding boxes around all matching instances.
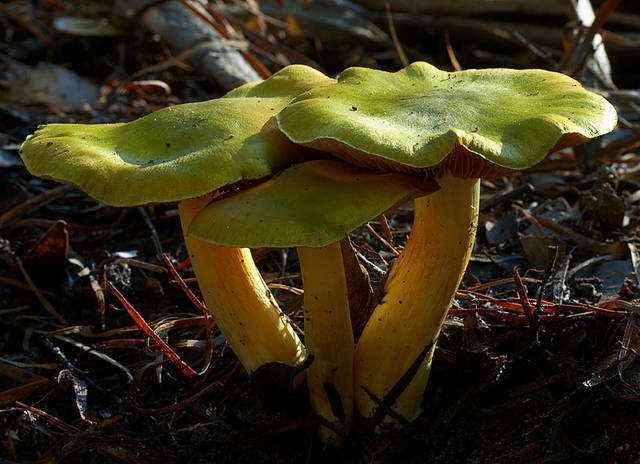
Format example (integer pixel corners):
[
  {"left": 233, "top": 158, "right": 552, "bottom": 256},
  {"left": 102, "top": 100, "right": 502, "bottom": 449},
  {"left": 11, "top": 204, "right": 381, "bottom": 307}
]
[
  {"left": 188, "top": 160, "right": 437, "bottom": 248},
  {"left": 276, "top": 62, "right": 617, "bottom": 178},
  {"left": 20, "top": 65, "right": 334, "bottom": 206}
]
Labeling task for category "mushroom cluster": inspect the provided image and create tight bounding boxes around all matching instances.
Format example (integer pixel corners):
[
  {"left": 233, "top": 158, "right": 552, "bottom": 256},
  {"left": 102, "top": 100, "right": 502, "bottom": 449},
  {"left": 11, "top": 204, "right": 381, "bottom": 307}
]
[
  {"left": 20, "top": 62, "right": 617, "bottom": 445},
  {"left": 276, "top": 62, "right": 617, "bottom": 422},
  {"left": 20, "top": 65, "right": 335, "bottom": 374},
  {"left": 190, "top": 158, "right": 437, "bottom": 442}
]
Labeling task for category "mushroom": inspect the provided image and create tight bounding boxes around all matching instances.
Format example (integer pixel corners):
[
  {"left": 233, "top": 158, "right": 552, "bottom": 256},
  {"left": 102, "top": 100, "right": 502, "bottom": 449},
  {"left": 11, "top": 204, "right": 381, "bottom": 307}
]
[
  {"left": 188, "top": 159, "right": 437, "bottom": 444},
  {"left": 19, "top": 65, "right": 335, "bottom": 374},
  {"left": 275, "top": 62, "right": 617, "bottom": 420}
]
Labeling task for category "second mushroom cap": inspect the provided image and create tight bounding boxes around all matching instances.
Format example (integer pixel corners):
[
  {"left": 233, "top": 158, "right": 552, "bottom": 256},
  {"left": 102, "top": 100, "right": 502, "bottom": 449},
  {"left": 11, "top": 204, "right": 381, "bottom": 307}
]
[
  {"left": 275, "top": 61, "right": 617, "bottom": 177},
  {"left": 188, "top": 159, "right": 437, "bottom": 248}
]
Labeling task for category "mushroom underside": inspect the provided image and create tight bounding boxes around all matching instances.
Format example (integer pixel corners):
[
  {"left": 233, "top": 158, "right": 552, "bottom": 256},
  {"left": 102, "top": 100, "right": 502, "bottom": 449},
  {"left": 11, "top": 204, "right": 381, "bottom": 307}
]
[{"left": 296, "top": 131, "right": 592, "bottom": 180}]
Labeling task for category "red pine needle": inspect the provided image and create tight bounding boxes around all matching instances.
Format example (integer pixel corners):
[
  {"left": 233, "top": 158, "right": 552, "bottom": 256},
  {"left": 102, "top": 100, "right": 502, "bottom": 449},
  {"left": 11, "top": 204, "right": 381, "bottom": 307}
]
[
  {"left": 106, "top": 281, "right": 199, "bottom": 378},
  {"left": 162, "top": 253, "right": 210, "bottom": 321}
]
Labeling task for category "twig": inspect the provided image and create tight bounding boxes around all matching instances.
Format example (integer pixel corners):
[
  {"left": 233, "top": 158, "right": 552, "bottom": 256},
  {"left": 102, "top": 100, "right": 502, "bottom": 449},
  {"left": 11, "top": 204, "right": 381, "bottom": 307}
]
[
  {"left": 444, "top": 32, "right": 462, "bottom": 71},
  {"left": 480, "top": 183, "right": 534, "bottom": 212},
  {"left": 39, "top": 336, "right": 125, "bottom": 405},
  {"left": 355, "top": 250, "right": 386, "bottom": 276},
  {"left": 15, "top": 401, "right": 82, "bottom": 435},
  {"left": 137, "top": 206, "right": 164, "bottom": 261},
  {"left": 11, "top": 250, "right": 67, "bottom": 325},
  {"left": 513, "top": 268, "right": 535, "bottom": 325},
  {"left": 265, "top": 273, "right": 302, "bottom": 284},
  {"left": 569, "top": 0, "right": 622, "bottom": 78},
  {"left": 552, "top": 249, "right": 573, "bottom": 303},
  {"left": 385, "top": 3, "right": 408, "bottom": 67},
  {"left": 365, "top": 223, "right": 400, "bottom": 256},
  {"left": 378, "top": 214, "right": 394, "bottom": 245},
  {"left": 564, "top": 254, "right": 617, "bottom": 282},
  {"left": 53, "top": 335, "right": 133, "bottom": 383},
  {"left": 0, "top": 3, "right": 52, "bottom": 47},
  {"left": 627, "top": 242, "right": 640, "bottom": 287},
  {"left": 132, "top": 380, "right": 225, "bottom": 415},
  {"left": 100, "top": 38, "right": 240, "bottom": 110},
  {"left": 508, "top": 31, "right": 556, "bottom": 66},
  {"left": 89, "top": 275, "right": 106, "bottom": 331},
  {"left": 0, "top": 277, "right": 55, "bottom": 296},
  {"left": 0, "top": 185, "right": 74, "bottom": 228},
  {"left": 367, "top": 340, "right": 434, "bottom": 427},
  {"left": 211, "top": 5, "right": 323, "bottom": 70},
  {"left": 467, "top": 276, "right": 541, "bottom": 292},
  {"left": 114, "top": 258, "right": 168, "bottom": 274},
  {"left": 535, "top": 245, "right": 558, "bottom": 337}
]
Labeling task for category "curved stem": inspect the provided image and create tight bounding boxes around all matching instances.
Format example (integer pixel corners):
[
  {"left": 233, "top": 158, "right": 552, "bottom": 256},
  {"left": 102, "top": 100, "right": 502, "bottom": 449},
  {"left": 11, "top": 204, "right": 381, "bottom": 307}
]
[
  {"left": 179, "top": 197, "right": 305, "bottom": 373},
  {"left": 298, "top": 242, "right": 354, "bottom": 445},
  {"left": 354, "top": 175, "right": 480, "bottom": 420}
]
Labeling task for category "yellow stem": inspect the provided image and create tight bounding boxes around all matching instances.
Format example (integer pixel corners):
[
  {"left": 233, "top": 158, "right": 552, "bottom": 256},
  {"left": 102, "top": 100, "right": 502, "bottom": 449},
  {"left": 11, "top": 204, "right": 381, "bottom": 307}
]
[
  {"left": 298, "top": 242, "right": 354, "bottom": 446},
  {"left": 354, "top": 175, "right": 480, "bottom": 420},
  {"left": 179, "top": 197, "right": 305, "bottom": 373}
]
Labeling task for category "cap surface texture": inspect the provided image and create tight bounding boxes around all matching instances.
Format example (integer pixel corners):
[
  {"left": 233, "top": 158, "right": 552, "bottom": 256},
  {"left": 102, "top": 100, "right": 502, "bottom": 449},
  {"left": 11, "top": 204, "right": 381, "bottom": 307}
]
[{"left": 276, "top": 62, "right": 617, "bottom": 178}]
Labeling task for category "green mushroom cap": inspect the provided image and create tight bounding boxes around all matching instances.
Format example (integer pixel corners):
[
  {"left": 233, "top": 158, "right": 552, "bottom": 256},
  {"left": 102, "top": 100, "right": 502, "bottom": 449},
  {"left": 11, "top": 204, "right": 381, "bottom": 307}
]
[
  {"left": 276, "top": 62, "right": 617, "bottom": 178},
  {"left": 188, "top": 159, "right": 437, "bottom": 248},
  {"left": 19, "top": 65, "right": 334, "bottom": 206}
]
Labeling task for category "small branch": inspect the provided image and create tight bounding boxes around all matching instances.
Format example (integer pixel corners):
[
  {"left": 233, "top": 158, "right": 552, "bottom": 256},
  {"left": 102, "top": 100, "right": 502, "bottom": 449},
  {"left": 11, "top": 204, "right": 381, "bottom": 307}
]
[
  {"left": 9, "top": 249, "right": 68, "bottom": 325},
  {"left": 0, "top": 185, "right": 74, "bottom": 228},
  {"left": 385, "top": 3, "right": 408, "bottom": 67},
  {"left": 137, "top": 206, "right": 164, "bottom": 261},
  {"left": 115, "top": 0, "right": 260, "bottom": 91},
  {"left": 444, "top": 31, "right": 462, "bottom": 71},
  {"left": 569, "top": 0, "right": 622, "bottom": 79}
]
